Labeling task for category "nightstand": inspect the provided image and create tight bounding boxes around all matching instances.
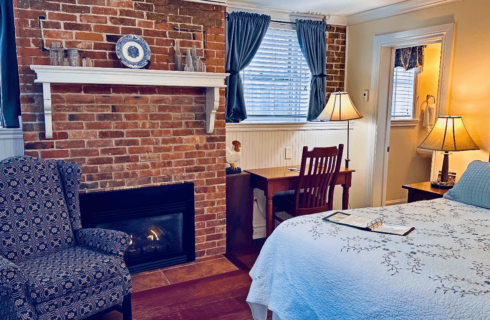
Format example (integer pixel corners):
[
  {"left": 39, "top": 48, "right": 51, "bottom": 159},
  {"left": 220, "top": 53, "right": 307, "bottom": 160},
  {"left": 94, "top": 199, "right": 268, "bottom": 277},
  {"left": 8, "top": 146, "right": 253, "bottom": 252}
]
[{"left": 402, "top": 182, "right": 450, "bottom": 203}]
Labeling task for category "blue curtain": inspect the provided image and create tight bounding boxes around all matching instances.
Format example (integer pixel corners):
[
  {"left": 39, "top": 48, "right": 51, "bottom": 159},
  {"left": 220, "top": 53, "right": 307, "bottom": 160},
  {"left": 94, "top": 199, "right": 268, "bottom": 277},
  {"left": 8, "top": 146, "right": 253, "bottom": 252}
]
[
  {"left": 0, "top": 0, "right": 21, "bottom": 128},
  {"left": 296, "top": 20, "right": 327, "bottom": 121},
  {"left": 225, "top": 12, "right": 270, "bottom": 123}
]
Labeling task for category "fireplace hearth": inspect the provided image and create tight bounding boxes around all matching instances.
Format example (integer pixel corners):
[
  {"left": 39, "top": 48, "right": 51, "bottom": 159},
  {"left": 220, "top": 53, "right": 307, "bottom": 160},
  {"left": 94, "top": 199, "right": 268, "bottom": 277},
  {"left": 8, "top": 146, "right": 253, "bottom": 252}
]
[{"left": 80, "top": 183, "right": 195, "bottom": 274}]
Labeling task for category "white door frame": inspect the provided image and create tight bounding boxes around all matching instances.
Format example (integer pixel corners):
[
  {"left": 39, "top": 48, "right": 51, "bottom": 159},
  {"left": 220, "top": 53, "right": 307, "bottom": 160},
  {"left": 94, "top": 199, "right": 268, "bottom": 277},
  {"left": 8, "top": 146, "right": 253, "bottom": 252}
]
[{"left": 364, "top": 23, "right": 455, "bottom": 208}]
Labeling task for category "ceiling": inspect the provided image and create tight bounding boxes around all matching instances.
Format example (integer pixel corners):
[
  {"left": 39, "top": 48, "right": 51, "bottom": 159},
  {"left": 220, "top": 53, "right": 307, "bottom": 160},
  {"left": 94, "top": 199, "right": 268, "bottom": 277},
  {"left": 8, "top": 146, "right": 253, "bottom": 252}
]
[{"left": 226, "top": 0, "right": 409, "bottom": 16}]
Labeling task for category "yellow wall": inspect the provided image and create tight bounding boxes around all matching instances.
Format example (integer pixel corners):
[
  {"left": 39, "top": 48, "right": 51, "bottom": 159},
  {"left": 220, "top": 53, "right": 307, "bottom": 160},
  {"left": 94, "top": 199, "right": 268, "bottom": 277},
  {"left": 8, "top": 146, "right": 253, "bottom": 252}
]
[
  {"left": 420, "top": 44, "right": 442, "bottom": 113},
  {"left": 347, "top": 0, "right": 490, "bottom": 208},
  {"left": 386, "top": 44, "right": 441, "bottom": 203}
]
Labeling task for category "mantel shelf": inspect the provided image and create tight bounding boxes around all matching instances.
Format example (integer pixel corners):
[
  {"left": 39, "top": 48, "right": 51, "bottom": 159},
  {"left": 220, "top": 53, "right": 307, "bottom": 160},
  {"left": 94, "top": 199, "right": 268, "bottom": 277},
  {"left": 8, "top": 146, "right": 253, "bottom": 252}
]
[{"left": 30, "top": 65, "right": 229, "bottom": 139}]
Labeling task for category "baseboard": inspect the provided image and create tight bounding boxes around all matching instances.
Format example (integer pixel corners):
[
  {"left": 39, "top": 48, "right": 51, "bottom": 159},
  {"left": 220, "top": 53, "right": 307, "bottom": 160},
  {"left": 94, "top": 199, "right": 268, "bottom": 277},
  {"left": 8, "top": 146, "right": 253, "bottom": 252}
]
[
  {"left": 253, "top": 225, "right": 266, "bottom": 239},
  {"left": 385, "top": 199, "right": 408, "bottom": 206}
]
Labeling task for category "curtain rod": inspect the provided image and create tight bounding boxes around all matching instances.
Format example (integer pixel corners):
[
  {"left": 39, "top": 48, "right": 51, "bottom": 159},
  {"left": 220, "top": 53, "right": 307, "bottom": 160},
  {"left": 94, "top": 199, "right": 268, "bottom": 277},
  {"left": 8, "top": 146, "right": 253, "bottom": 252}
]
[{"left": 224, "top": 12, "right": 332, "bottom": 30}]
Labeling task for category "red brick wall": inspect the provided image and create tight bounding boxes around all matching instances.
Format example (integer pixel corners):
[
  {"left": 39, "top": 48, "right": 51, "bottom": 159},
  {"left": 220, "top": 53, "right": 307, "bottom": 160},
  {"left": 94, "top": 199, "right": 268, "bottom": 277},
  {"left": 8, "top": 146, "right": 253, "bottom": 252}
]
[
  {"left": 14, "top": 0, "right": 227, "bottom": 259},
  {"left": 326, "top": 26, "right": 346, "bottom": 95}
]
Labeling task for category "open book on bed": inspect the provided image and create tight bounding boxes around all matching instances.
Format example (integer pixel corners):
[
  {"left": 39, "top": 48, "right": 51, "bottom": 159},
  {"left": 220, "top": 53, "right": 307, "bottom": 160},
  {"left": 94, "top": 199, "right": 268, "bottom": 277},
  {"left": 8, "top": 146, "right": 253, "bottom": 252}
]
[{"left": 323, "top": 212, "right": 414, "bottom": 236}]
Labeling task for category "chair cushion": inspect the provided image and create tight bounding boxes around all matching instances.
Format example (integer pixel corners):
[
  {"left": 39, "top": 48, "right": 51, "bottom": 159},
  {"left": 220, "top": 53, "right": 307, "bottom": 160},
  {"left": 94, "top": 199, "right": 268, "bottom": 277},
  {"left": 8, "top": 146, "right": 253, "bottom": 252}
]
[
  {"left": 0, "top": 156, "right": 75, "bottom": 263},
  {"left": 35, "top": 276, "right": 125, "bottom": 319},
  {"left": 444, "top": 160, "right": 490, "bottom": 209},
  {"left": 17, "top": 246, "right": 127, "bottom": 304}
]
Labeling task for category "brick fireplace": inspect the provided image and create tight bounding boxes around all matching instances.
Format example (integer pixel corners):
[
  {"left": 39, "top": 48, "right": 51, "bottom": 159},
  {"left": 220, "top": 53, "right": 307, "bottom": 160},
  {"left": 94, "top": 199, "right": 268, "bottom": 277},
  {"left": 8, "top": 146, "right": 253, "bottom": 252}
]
[{"left": 14, "top": 0, "right": 227, "bottom": 259}]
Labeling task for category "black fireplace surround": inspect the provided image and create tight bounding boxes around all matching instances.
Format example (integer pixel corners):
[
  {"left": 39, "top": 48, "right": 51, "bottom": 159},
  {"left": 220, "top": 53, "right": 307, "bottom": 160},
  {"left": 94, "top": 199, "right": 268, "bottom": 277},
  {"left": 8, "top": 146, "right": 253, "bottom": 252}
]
[{"left": 80, "top": 183, "right": 195, "bottom": 274}]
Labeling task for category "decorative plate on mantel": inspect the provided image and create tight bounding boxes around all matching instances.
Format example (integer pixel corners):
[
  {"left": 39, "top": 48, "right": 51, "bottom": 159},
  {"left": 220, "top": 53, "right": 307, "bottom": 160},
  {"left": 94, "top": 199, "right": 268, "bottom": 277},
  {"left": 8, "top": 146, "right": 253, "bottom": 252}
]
[{"left": 116, "top": 34, "right": 151, "bottom": 69}]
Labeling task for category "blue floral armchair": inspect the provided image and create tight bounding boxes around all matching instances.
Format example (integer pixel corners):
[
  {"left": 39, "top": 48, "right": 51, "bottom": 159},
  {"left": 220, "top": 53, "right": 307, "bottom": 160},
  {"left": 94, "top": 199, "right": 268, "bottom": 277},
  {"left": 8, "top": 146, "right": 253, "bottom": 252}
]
[{"left": 0, "top": 156, "right": 132, "bottom": 320}]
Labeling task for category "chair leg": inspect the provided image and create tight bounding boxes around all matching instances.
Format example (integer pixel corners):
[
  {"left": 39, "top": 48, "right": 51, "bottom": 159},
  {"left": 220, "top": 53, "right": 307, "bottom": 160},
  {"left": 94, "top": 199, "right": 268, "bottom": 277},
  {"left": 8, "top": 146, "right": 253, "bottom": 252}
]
[
  {"left": 122, "top": 293, "right": 132, "bottom": 320},
  {"left": 271, "top": 207, "right": 277, "bottom": 232}
]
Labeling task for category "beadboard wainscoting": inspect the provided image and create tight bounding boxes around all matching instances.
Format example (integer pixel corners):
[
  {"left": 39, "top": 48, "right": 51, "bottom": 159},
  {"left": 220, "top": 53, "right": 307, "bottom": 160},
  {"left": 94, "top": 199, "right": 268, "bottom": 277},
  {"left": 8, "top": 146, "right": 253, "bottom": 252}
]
[
  {"left": 0, "top": 128, "right": 24, "bottom": 160},
  {"left": 227, "top": 123, "right": 351, "bottom": 238}
]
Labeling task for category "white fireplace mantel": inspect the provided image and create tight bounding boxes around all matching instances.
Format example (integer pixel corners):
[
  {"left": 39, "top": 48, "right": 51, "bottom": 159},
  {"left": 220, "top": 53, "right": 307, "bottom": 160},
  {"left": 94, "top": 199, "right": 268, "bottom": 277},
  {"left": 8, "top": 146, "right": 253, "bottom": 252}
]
[{"left": 30, "top": 65, "right": 229, "bottom": 139}]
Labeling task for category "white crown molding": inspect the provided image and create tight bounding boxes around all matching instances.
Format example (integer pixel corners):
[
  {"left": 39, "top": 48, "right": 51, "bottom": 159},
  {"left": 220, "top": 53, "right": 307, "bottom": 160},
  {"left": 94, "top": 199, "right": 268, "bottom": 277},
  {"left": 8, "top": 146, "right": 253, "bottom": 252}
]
[
  {"left": 226, "top": 2, "right": 347, "bottom": 26},
  {"left": 184, "top": 0, "right": 228, "bottom": 6},
  {"left": 347, "top": 0, "right": 463, "bottom": 25}
]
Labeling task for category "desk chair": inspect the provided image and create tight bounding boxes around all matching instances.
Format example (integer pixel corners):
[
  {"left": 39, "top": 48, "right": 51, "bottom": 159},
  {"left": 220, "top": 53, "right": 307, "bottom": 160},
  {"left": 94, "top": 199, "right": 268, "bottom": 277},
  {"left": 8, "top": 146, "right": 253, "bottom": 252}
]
[{"left": 272, "top": 145, "right": 344, "bottom": 230}]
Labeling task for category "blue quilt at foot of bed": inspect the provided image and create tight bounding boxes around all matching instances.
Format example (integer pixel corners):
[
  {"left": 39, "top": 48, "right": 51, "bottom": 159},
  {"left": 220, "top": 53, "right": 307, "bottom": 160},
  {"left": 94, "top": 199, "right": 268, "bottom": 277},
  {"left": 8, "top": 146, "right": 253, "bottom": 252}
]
[{"left": 247, "top": 199, "right": 490, "bottom": 320}]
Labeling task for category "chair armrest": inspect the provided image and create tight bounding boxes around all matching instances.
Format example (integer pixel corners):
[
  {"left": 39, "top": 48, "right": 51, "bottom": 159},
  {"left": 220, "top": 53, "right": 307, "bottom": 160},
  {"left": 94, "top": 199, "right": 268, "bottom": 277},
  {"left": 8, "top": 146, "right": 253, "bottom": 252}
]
[
  {"left": 76, "top": 228, "right": 131, "bottom": 257},
  {"left": 0, "top": 256, "right": 36, "bottom": 320}
]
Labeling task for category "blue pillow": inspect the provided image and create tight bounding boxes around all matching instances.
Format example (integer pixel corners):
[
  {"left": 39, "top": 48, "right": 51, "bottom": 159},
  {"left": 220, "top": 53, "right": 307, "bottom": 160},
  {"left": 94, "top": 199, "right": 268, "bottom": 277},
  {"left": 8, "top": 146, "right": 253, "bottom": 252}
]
[{"left": 444, "top": 160, "right": 490, "bottom": 209}]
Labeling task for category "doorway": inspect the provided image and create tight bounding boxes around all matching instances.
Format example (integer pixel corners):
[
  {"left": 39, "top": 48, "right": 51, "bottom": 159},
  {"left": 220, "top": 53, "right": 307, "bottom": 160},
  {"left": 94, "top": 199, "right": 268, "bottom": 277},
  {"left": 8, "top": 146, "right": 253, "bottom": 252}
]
[
  {"left": 364, "top": 23, "right": 454, "bottom": 208},
  {"left": 385, "top": 44, "right": 442, "bottom": 205}
]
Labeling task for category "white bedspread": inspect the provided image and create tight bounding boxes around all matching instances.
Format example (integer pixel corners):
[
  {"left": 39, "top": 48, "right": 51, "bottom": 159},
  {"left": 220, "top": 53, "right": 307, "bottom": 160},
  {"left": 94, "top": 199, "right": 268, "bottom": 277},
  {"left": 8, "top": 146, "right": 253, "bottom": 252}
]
[{"left": 247, "top": 199, "right": 490, "bottom": 320}]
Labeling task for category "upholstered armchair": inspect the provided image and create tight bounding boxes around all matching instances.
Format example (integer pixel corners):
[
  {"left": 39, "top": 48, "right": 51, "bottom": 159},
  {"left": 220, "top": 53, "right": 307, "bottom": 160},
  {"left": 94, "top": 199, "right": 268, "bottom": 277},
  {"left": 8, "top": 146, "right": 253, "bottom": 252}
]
[{"left": 0, "top": 156, "right": 132, "bottom": 320}]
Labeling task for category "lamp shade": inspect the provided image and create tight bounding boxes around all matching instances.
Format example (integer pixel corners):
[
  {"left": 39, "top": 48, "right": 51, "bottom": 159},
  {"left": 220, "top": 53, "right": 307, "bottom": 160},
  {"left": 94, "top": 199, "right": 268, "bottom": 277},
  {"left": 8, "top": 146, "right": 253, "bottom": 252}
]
[
  {"left": 418, "top": 116, "right": 479, "bottom": 151},
  {"left": 317, "top": 92, "right": 363, "bottom": 121}
]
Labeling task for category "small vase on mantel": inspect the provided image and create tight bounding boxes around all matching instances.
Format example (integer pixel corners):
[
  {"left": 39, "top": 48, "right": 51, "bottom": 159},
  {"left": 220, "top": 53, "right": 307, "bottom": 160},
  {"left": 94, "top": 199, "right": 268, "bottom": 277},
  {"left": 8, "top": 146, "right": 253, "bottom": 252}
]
[
  {"left": 191, "top": 45, "right": 199, "bottom": 71},
  {"left": 185, "top": 49, "right": 194, "bottom": 72},
  {"left": 174, "top": 40, "right": 183, "bottom": 71}
]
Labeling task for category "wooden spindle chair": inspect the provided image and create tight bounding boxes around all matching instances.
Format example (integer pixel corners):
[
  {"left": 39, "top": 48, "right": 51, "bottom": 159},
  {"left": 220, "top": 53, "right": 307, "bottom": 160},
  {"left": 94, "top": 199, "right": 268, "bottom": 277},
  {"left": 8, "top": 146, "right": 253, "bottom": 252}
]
[{"left": 272, "top": 144, "right": 344, "bottom": 230}]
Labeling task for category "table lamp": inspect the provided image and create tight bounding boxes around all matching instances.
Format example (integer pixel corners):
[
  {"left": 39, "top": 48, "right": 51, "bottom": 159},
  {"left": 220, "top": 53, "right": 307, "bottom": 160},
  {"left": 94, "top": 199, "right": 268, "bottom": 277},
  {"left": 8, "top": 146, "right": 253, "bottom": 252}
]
[
  {"left": 418, "top": 116, "right": 479, "bottom": 189},
  {"left": 317, "top": 92, "right": 363, "bottom": 169}
]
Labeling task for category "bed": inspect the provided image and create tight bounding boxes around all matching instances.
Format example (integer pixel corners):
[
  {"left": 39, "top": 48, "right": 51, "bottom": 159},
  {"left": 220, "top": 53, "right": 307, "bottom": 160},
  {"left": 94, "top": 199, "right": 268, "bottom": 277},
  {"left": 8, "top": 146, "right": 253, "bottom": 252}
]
[{"left": 247, "top": 160, "right": 490, "bottom": 320}]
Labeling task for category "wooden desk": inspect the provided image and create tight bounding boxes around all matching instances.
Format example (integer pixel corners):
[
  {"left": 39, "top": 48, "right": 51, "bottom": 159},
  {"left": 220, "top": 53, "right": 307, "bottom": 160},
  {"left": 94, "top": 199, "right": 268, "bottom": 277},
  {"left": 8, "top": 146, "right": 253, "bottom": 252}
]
[{"left": 245, "top": 165, "right": 355, "bottom": 237}]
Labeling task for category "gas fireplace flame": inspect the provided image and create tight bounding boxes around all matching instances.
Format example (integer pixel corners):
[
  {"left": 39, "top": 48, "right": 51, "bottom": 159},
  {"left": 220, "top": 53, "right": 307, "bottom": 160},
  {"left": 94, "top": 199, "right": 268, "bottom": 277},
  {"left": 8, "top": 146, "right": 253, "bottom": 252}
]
[
  {"left": 150, "top": 229, "right": 159, "bottom": 240},
  {"left": 129, "top": 234, "right": 133, "bottom": 245},
  {"left": 146, "top": 229, "right": 160, "bottom": 241}
]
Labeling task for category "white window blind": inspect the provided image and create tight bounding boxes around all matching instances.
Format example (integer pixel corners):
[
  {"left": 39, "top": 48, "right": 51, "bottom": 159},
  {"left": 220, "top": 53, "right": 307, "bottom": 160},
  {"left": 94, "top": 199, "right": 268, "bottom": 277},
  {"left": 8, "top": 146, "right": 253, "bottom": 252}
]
[
  {"left": 241, "top": 27, "right": 311, "bottom": 122},
  {"left": 391, "top": 67, "right": 417, "bottom": 120}
]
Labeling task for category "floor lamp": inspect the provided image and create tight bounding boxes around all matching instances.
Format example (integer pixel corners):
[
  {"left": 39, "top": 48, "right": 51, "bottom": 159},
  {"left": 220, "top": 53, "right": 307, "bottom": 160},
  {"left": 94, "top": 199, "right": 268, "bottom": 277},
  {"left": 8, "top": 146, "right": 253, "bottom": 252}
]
[{"left": 317, "top": 92, "right": 363, "bottom": 169}]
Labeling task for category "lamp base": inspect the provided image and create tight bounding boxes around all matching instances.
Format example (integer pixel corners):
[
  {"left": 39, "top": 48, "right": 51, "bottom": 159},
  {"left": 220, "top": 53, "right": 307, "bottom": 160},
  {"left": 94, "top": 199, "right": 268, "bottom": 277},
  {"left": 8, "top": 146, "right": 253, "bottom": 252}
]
[{"left": 430, "top": 181, "right": 454, "bottom": 190}]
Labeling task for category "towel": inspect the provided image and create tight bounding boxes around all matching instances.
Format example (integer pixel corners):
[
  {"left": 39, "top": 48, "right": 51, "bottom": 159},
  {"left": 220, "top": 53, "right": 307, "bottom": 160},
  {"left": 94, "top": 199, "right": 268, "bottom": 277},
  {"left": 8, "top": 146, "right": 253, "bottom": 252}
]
[{"left": 423, "top": 103, "right": 436, "bottom": 132}]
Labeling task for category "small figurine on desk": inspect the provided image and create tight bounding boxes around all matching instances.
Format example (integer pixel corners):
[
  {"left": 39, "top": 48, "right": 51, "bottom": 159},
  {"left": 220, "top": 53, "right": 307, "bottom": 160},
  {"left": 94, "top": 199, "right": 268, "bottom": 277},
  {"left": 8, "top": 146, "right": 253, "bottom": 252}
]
[{"left": 226, "top": 140, "right": 242, "bottom": 175}]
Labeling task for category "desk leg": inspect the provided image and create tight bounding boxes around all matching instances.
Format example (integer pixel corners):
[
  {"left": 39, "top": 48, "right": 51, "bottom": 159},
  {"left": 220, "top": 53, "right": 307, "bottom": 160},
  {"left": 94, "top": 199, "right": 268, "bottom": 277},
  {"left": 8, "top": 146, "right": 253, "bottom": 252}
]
[
  {"left": 342, "top": 185, "right": 349, "bottom": 210},
  {"left": 266, "top": 186, "right": 274, "bottom": 237},
  {"left": 342, "top": 173, "right": 352, "bottom": 210}
]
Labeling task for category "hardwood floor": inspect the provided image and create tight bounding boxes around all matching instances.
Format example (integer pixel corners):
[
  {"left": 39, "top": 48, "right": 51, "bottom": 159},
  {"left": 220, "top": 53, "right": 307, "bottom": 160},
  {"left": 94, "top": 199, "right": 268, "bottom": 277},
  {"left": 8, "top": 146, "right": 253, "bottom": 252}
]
[
  {"left": 96, "top": 243, "right": 267, "bottom": 320},
  {"left": 132, "top": 270, "right": 253, "bottom": 320}
]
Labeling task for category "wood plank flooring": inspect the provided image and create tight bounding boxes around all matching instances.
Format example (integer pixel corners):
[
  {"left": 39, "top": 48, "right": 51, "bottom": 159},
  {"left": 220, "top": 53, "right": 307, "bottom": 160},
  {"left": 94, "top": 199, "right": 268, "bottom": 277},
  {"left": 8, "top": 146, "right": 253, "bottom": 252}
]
[
  {"left": 133, "top": 270, "right": 253, "bottom": 320},
  {"left": 96, "top": 244, "right": 268, "bottom": 320}
]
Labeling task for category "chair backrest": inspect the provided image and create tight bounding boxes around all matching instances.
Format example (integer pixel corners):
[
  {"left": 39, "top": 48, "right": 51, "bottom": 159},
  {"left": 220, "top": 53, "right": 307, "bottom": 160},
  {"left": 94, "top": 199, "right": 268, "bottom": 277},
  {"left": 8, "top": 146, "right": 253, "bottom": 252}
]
[
  {"left": 295, "top": 145, "right": 344, "bottom": 216},
  {"left": 0, "top": 156, "right": 81, "bottom": 262}
]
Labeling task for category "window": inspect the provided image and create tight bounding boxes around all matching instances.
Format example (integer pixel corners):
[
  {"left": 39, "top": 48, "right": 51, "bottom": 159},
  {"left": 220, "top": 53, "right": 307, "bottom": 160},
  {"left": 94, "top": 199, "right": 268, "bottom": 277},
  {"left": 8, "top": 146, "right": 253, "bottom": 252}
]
[
  {"left": 241, "top": 27, "right": 311, "bottom": 123},
  {"left": 391, "top": 67, "right": 419, "bottom": 120}
]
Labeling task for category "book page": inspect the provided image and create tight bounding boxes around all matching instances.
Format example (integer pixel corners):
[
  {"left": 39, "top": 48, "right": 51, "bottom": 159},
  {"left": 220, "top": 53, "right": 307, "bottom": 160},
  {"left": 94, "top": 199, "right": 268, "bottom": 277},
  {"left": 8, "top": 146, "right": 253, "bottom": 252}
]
[
  {"left": 336, "top": 215, "right": 372, "bottom": 229},
  {"left": 371, "top": 224, "right": 414, "bottom": 236},
  {"left": 324, "top": 212, "right": 414, "bottom": 236},
  {"left": 326, "top": 212, "right": 350, "bottom": 223}
]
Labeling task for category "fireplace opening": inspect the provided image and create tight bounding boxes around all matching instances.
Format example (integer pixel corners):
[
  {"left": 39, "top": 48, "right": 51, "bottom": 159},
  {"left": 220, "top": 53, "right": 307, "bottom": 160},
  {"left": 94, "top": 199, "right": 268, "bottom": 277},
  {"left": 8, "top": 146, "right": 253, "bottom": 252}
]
[
  {"left": 100, "top": 212, "right": 183, "bottom": 262},
  {"left": 80, "top": 183, "right": 195, "bottom": 274}
]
